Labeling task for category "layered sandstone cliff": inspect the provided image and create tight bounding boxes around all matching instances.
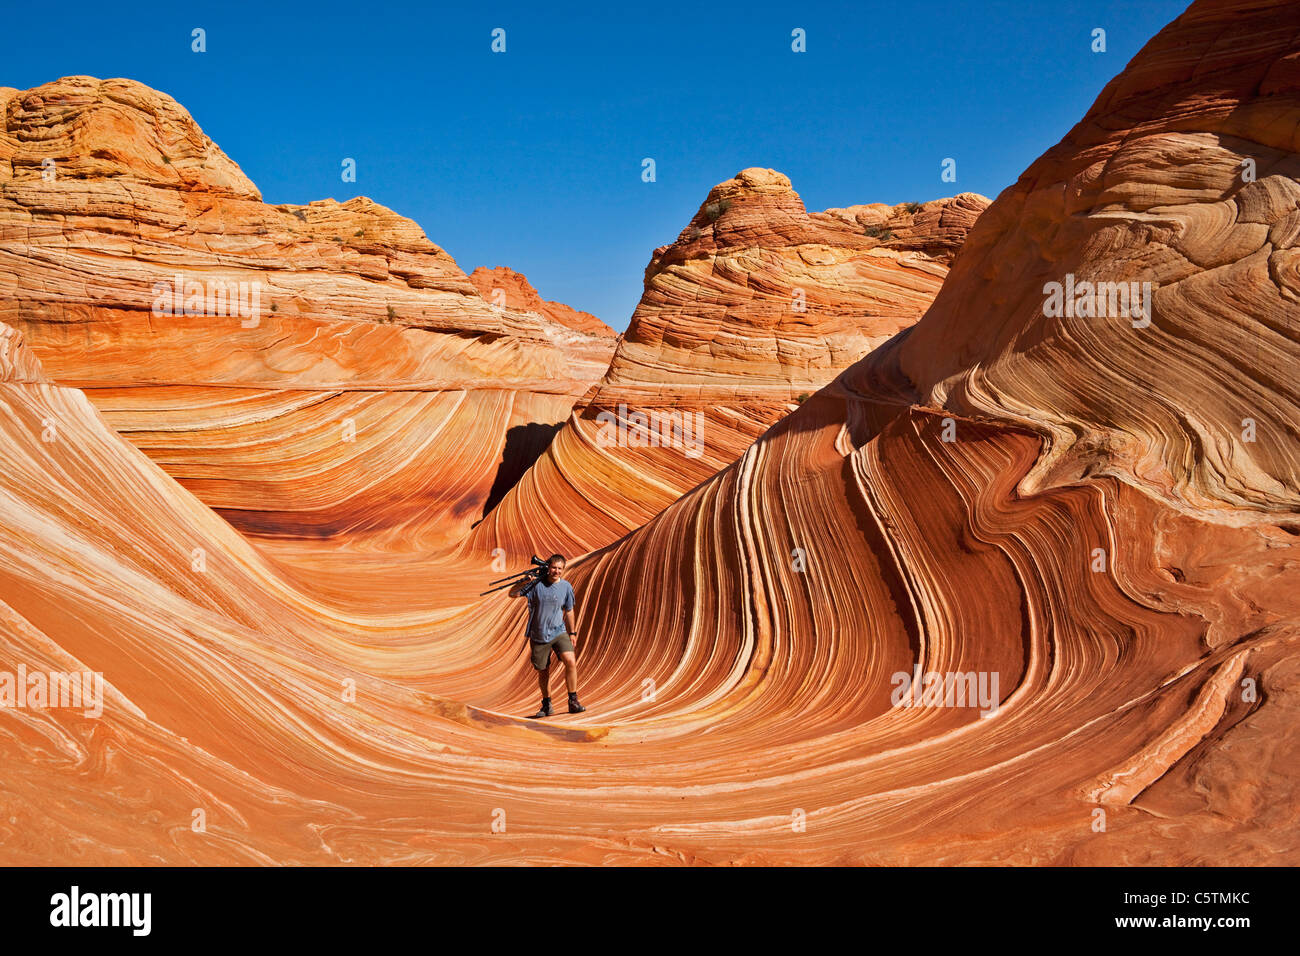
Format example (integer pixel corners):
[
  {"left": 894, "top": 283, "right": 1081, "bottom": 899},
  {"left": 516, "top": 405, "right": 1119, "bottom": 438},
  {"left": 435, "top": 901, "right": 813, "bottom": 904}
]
[
  {"left": 539, "top": 0, "right": 1300, "bottom": 861},
  {"left": 0, "top": 0, "right": 1296, "bottom": 867},
  {"left": 0, "top": 77, "right": 615, "bottom": 546},
  {"left": 466, "top": 168, "right": 988, "bottom": 556},
  {"left": 469, "top": 266, "right": 616, "bottom": 339}
]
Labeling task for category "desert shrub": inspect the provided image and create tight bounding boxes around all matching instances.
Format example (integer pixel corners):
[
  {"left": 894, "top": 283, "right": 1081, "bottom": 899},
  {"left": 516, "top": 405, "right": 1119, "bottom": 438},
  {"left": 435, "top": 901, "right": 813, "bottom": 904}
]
[{"left": 703, "top": 199, "right": 732, "bottom": 223}]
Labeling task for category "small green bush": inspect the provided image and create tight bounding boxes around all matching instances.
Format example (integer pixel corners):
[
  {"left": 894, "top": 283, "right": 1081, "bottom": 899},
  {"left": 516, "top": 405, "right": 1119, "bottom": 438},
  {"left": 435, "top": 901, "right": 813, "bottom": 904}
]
[
  {"left": 703, "top": 199, "right": 732, "bottom": 223},
  {"left": 903, "top": 201, "right": 923, "bottom": 214}
]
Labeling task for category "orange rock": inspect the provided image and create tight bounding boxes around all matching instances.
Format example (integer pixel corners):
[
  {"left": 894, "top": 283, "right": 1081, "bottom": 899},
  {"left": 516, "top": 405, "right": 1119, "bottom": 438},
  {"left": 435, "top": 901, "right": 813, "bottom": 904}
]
[
  {"left": 0, "top": 322, "right": 42, "bottom": 383},
  {"left": 469, "top": 266, "right": 615, "bottom": 339},
  {"left": 544, "top": 0, "right": 1300, "bottom": 864},
  {"left": 1, "top": 0, "right": 1298, "bottom": 867},
  {"left": 467, "top": 168, "right": 988, "bottom": 557},
  {"left": 0, "top": 76, "right": 616, "bottom": 547}
]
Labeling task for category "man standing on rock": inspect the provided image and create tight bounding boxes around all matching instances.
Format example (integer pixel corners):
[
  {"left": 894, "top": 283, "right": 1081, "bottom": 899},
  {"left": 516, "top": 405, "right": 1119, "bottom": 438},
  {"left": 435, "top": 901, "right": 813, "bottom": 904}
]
[{"left": 509, "top": 553, "right": 585, "bottom": 717}]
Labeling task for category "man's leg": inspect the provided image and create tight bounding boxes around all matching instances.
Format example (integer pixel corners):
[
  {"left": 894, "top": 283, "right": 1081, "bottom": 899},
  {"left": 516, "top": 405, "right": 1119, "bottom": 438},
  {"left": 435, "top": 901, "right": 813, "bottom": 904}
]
[
  {"left": 557, "top": 647, "right": 584, "bottom": 712},
  {"left": 557, "top": 650, "right": 578, "bottom": 693},
  {"left": 528, "top": 642, "right": 554, "bottom": 717}
]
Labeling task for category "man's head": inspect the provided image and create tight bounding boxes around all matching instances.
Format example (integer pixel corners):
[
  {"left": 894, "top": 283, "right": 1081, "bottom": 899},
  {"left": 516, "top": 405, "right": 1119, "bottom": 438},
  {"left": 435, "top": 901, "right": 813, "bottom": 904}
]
[{"left": 544, "top": 553, "right": 566, "bottom": 583}]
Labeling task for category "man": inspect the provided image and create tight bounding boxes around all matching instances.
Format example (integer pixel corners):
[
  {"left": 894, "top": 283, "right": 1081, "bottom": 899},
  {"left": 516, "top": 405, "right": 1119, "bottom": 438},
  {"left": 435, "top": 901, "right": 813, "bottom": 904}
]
[{"left": 509, "top": 553, "right": 585, "bottom": 717}]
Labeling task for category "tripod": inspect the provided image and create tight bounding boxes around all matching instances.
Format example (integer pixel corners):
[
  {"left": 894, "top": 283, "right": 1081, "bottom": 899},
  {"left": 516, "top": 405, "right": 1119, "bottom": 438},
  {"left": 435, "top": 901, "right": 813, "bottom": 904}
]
[{"left": 479, "top": 554, "right": 549, "bottom": 596}]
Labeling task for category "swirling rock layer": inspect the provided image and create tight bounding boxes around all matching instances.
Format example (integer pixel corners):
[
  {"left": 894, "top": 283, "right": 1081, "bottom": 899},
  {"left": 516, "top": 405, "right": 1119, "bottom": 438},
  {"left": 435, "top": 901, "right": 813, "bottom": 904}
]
[
  {"left": 890, "top": 6, "right": 1300, "bottom": 519},
  {"left": 0, "top": 77, "right": 615, "bottom": 546},
  {"left": 2, "top": 0, "right": 1299, "bottom": 865},
  {"left": 469, "top": 266, "right": 616, "bottom": 339},
  {"left": 467, "top": 169, "right": 988, "bottom": 557}
]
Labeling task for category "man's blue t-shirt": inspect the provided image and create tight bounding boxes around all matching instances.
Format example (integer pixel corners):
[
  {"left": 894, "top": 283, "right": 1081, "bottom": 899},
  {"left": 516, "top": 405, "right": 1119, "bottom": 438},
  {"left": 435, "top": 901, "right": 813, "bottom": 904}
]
[{"left": 522, "top": 578, "right": 575, "bottom": 644}]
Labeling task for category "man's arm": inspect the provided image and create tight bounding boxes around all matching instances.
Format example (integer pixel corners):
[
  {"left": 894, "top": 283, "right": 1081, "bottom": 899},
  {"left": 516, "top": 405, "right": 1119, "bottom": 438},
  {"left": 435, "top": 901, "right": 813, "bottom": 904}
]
[
  {"left": 507, "top": 575, "right": 536, "bottom": 598},
  {"left": 563, "top": 585, "right": 577, "bottom": 642}
]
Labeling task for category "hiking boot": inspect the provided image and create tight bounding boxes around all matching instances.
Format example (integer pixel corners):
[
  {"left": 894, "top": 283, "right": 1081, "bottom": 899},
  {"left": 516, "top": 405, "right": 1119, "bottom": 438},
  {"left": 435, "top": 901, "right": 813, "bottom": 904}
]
[
  {"left": 568, "top": 692, "right": 586, "bottom": 714},
  {"left": 529, "top": 697, "right": 552, "bottom": 718}
]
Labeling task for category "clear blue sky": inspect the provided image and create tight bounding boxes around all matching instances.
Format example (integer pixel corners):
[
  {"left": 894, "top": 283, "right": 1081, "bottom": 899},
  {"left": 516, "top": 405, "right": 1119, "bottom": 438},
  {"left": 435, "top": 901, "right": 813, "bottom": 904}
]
[{"left": 4, "top": 0, "right": 1189, "bottom": 331}]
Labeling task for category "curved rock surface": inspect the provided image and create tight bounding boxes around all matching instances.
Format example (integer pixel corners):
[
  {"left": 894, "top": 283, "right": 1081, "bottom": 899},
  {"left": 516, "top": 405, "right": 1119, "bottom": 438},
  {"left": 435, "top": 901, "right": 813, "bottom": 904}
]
[
  {"left": 0, "top": 77, "right": 615, "bottom": 546},
  {"left": 1, "top": 0, "right": 1298, "bottom": 866},
  {"left": 888, "top": 10, "right": 1300, "bottom": 521},
  {"left": 469, "top": 266, "right": 616, "bottom": 339},
  {"left": 467, "top": 169, "right": 988, "bottom": 557}
]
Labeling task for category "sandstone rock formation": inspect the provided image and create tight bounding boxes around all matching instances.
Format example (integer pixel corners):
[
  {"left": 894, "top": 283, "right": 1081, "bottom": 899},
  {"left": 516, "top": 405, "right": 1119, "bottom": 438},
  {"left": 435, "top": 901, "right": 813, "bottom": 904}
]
[
  {"left": 469, "top": 266, "right": 616, "bottom": 339},
  {"left": 1, "top": 0, "right": 1297, "bottom": 866},
  {"left": 535, "top": 0, "right": 1300, "bottom": 861},
  {"left": 466, "top": 168, "right": 988, "bottom": 557},
  {"left": 0, "top": 76, "right": 615, "bottom": 547}
]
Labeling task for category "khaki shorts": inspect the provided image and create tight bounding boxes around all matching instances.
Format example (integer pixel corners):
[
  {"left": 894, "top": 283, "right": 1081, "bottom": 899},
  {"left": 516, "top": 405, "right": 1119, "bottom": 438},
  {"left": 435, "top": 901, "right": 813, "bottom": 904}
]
[{"left": 530, "top": 633, "right": 573, "bottom": 670}]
